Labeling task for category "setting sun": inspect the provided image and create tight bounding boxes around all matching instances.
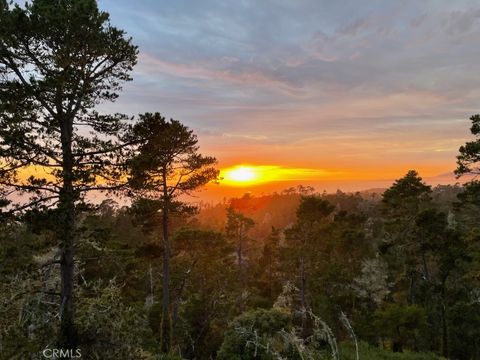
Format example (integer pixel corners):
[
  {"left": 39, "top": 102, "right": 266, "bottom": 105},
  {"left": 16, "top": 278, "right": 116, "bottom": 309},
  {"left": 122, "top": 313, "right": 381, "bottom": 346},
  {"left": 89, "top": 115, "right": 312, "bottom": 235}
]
[
  {"left": 222, "top": 166, "right": 259, "bottom": 184},
  {"left": 220, "top": 165, "right": 336, "bottom": 187}
]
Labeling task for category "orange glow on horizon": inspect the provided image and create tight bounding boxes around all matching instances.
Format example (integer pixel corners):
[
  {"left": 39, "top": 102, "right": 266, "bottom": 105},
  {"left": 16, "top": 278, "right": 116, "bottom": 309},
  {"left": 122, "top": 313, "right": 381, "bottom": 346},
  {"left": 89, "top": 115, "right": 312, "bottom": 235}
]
[{"left": 220, "top": 165, "right": 338, "bottom": 187}]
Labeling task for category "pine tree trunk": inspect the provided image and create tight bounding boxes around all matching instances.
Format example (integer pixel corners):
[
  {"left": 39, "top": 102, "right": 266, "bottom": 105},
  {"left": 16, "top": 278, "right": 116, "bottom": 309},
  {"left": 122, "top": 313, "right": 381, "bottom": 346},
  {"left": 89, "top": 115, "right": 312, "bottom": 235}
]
[
  {"left": 160, "top": 168, "right": 171, "bottom": 351},
  {"left": 441, "top": 283, "right": 449, "bottom": 358},
  {"left": 59, "top": 118, "right": 76, "bottom": 348},
  {"left": 238, "top": 227, "right": 244, "bottom": 283},
  {"left": 238, "top": 227, "right": 245, "bottom": 311},
  {"left": 59, "top": 218, "right": 75, "bottom": 347},
  {"left": 299, "top": 226, "right": 312, "bottom": 339},
  {"left": 300, "top": 256, "right": 308, "bottom": 338}
]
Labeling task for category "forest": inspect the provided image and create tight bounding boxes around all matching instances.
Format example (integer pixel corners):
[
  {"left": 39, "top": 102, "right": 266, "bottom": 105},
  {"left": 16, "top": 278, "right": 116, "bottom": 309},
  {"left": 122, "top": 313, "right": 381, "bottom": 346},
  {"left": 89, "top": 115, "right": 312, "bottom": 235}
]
[{"left": 1, "top": 1, "right": 480, "bottom": 359}]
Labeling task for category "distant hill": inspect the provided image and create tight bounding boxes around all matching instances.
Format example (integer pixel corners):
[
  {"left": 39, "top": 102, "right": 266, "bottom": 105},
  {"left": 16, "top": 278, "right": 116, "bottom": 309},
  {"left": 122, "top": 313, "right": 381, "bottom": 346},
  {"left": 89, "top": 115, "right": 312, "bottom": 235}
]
[{"left": 424, "top": 171, "right": 473, "bottom": 185}]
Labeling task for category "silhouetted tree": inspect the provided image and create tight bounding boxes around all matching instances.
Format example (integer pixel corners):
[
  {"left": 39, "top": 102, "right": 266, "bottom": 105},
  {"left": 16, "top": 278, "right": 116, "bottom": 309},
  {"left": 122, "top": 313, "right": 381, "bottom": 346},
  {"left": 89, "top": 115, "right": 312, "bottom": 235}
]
[
  {"left": 125, "top": 112, "right": 218, "bottom": 352},
  {"left": 381, "top": 171, "right": 432, "bottom": 305},
  {"left": 382, "top": 170, "right": 432, "bottom": 217},
  {"left": 456, "top": 114, "right": 480, "bottom": 227},
  {"left": 0, "top": 0, "right": 137, "bottom": 347},
  {"left": 225, "top": 206, "right": 254, "bottom": 308},
  {"left": 456, "top": 114, "right": 480, "bottom": 177},
  {"left": 285, "top": 195, "right": 335, "bottom": 337}
]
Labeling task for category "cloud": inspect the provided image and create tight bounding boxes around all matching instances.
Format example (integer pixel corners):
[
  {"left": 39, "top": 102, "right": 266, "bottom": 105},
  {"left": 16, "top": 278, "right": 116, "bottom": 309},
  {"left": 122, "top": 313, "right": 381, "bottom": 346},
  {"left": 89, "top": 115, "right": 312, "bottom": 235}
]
[
  {"left": 137, "top": 53, "right": 299, "bottom": 93},
  {"left": 97, "top": 0, "right": 480, "bottom": 179}
]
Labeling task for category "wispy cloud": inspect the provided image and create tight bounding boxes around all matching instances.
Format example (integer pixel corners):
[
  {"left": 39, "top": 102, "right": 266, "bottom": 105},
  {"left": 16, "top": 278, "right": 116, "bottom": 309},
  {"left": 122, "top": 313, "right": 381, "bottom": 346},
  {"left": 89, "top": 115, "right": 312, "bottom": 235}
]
[
  {"left": 138, "top": 53, "right": 299, "bottom": 93},
  {"left": 98, "top": 0, "right": 479, "bottom": 180}
]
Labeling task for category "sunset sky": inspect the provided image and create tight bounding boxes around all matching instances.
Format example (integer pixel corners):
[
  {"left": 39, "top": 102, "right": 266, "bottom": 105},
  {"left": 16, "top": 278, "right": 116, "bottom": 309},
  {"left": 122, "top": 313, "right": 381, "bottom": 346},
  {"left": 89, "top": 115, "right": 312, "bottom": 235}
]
[{"left": 97, "top": 0, "right": 479, "bottom": 197}]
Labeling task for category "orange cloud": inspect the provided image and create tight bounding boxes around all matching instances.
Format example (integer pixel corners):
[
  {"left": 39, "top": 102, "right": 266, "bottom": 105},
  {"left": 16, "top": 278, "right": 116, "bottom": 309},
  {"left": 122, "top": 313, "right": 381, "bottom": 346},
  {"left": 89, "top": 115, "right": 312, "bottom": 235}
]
[{"left": 138, "top": 53, "right": 299, "bottom": 93}]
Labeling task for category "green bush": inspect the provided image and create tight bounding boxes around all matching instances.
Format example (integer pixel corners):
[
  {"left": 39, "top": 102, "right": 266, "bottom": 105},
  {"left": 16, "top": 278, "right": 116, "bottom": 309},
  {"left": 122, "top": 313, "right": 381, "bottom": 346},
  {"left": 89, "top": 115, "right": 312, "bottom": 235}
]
[
  {"left": 217, "top": 308, "right": 292, "bottom": 360},
  {"left": 374, "top": 304, "right": 428, "bottom": 352},
  {"left": 447, "top": 302, "right": 480, "bottom": 359}
]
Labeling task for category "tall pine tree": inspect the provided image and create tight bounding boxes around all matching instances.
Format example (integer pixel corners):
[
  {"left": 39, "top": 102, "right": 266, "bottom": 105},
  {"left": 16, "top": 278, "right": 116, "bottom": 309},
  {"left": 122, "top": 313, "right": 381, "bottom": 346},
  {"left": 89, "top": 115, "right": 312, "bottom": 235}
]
[{"left": 0, "top": 0, "right": 137, "bottom": 347}]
